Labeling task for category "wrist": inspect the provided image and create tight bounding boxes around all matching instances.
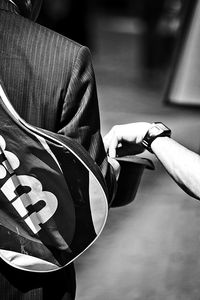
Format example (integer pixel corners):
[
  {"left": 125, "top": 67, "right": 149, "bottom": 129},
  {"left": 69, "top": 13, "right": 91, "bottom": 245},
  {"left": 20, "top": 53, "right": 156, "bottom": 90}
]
[
  {"left": 141, "top": 122, "right": 171, "bottom": 153},
  {"left": 151, "top": 135, "right": 171, "bottom": 151}
]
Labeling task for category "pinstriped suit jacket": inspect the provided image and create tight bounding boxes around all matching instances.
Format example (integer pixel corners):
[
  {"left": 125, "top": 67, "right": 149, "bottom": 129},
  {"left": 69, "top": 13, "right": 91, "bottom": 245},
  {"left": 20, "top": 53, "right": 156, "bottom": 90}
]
[
  {"left": 0, "top": 0, "right": 110, "bottom": 171},
  {"left": 0, "top": 0, "right": 115, "bottom": 299},
  {"left": 0, "top": 1, "right": 116, "bottom": 196}
]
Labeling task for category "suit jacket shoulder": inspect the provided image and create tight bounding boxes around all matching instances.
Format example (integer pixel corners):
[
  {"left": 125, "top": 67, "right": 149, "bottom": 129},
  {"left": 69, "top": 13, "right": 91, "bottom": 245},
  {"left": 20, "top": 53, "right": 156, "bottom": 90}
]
[{"left": 0, "top": 7, "right": 88, "bottom": 131}]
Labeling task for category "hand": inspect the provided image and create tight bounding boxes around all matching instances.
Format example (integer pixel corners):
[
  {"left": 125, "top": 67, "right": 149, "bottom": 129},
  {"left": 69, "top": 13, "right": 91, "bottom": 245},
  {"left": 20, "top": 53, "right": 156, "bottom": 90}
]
[{"left": 103, "top": 122, "right": 151, "bottom": 157}]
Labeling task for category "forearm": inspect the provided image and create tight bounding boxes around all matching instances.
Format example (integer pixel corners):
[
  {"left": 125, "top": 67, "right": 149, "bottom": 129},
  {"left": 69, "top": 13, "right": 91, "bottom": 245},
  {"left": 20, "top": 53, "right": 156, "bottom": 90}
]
[{"left": 151, "top": 137, "right": 200, "bottom": 200}]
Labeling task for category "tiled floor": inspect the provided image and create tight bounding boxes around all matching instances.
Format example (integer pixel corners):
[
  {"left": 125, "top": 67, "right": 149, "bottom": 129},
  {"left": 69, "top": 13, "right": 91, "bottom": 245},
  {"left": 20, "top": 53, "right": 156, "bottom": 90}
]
[{"left": 75, "top": 14, "right": 200, "bottom": 300}]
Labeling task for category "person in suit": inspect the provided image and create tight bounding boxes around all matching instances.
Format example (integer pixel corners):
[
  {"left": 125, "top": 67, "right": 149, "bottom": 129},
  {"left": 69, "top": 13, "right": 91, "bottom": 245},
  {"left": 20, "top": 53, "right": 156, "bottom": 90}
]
[{"left": 0, "top": 0, "right": 118, "bottom": 298}]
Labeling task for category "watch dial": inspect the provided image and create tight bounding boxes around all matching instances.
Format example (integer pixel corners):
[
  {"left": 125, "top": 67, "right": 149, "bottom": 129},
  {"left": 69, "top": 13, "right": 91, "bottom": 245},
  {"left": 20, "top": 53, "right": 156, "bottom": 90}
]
[{"left": 149, "top": 126, "right": 162, "bottom": 136}]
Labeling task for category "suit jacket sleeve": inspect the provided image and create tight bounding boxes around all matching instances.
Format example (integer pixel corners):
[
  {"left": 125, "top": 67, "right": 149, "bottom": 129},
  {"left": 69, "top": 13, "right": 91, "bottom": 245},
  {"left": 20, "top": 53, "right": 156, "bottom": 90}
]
[{"left": 57, "top": 46, "right": 116, "bottom": 204}]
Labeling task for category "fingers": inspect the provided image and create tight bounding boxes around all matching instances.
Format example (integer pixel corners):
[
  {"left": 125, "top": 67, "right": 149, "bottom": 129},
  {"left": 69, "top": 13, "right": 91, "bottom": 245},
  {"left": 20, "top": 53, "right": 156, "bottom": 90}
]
[
  {"left": 103, "top": 128, "right": 120, "bottom": 157},
  {"left": 103, "top": 124, "right": 139, "bottom": 158},
  {"left": 103, "top": 123, "right": 151, "bottom": 158}
]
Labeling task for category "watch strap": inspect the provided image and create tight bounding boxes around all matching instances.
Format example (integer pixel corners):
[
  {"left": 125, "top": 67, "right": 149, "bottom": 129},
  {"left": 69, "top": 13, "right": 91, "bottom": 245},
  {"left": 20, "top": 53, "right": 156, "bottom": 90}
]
[{"left": 142, "top": 122, "right": 171, "bottom": 153}]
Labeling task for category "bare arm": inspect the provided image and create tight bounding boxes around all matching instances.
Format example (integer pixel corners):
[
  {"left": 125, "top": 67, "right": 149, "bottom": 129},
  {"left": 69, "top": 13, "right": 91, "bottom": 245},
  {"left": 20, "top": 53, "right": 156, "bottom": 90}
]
[
  {"left": 151, "top": 136, "right": 200, "bottom": 200},
  {"left": 104, "top": 122, "right": 200, "bottom": 200}
]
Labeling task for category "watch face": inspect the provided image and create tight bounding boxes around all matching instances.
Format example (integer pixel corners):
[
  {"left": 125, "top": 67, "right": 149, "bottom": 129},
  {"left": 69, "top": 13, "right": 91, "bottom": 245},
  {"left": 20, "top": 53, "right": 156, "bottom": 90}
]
[
  {"left": 142, "top": 122, "right": 171, "bottom": 152},
  {"left": 149, "top": 125, "right": 163, "bottom": 136}
]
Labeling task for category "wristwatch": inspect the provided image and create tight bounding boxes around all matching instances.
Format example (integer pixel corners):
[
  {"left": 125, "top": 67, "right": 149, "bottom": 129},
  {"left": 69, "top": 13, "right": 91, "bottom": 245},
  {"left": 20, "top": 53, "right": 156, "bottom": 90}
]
[{"left": 142, "top": 122, "right": 171, "bottom": 153}]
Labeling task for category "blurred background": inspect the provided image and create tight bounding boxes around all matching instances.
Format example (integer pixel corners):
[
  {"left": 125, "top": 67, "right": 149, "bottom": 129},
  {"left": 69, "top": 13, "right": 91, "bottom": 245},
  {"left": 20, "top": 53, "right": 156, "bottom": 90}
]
[{"left": 38, "top": 1, "right": 200, "bottom": 299}]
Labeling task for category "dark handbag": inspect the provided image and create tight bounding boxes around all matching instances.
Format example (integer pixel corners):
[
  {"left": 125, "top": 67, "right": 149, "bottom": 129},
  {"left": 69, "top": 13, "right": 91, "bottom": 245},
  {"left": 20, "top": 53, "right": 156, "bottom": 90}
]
[{"left": 0, "top": 81, "right": 108, "bottom": 273}]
